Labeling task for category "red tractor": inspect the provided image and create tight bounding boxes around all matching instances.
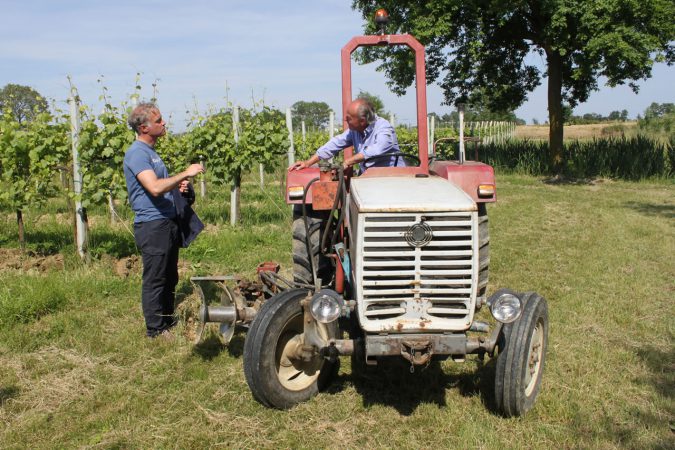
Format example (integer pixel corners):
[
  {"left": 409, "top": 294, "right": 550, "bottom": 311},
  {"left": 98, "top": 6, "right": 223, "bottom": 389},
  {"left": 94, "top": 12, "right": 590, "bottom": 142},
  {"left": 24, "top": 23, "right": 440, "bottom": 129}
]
[{"left": 194, "top": 10, "right": 548, "bottom": 417}]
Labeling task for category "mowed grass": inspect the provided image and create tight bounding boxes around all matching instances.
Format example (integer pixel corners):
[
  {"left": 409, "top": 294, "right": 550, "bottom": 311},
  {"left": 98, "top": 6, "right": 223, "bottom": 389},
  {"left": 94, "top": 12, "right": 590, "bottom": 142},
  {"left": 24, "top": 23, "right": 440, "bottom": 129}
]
[{"left": 0, "top": 173, "right": 673, "bottom": 449}]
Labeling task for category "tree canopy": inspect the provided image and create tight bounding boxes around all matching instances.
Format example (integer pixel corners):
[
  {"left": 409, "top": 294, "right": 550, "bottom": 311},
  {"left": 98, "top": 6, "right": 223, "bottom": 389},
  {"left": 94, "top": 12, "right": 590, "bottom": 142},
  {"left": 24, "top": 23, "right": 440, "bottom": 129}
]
[
  {"left": 0, "top": 84, "right": 49, "bottom": 126},
  {"left": 356, "top": 90, "right": 387, "bottom": 117},
  {"left": 351, "top": 0, "right": 675, "bottom": 172},
  {"left": 291, "top": 101, "right": 332, "bottom": 130}
]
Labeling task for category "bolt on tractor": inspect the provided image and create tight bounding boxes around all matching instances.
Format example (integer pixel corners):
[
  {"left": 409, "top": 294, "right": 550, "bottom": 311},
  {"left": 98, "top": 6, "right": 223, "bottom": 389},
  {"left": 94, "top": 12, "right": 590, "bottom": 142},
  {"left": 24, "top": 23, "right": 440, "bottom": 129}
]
[{"left": 190, "top": 9, "right": 549, "bottom": 417}]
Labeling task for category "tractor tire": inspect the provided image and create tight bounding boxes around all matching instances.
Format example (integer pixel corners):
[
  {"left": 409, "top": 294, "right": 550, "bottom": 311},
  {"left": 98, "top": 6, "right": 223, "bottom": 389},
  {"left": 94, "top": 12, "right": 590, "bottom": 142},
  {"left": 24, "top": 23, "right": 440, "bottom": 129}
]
[
  {"left": 494, "top": 292, "right": 549, "bottom": 417},
  {"left": 292, "top": 205, "right": 332, "bottom": 286},
  {"left": 243, "top": 288, "right": 339, "bottom": 409},
  {"left": 477, "top": 203, "right": 490, "bottom": 298}
]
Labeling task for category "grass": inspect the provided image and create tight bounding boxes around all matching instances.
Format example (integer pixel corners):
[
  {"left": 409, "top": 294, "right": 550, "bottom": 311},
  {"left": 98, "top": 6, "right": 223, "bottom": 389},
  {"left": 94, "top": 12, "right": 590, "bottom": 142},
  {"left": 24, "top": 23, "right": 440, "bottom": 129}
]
[{"left": 0, "top": 172, "right": 674, "bottom": 449}]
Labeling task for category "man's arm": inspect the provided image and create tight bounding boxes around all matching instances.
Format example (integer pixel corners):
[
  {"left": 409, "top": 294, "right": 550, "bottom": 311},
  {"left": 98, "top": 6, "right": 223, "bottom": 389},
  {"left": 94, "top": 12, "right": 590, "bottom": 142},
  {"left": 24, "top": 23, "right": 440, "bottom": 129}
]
[
  {"left": 343, "top": 152, "right": 365, "bottom": 170},
  {"left": 137, "top": 164, "right": 204, "bottom": 197},
  {"left": 289, "top": 129, "right": 353, "bottom": 171}
]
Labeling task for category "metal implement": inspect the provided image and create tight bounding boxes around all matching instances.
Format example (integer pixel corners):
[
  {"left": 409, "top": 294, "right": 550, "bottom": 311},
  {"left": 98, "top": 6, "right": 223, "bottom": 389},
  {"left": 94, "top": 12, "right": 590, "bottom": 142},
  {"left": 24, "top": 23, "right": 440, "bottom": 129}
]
[{"left": 190, "top": 276, "right": 239, "bottom": 345}]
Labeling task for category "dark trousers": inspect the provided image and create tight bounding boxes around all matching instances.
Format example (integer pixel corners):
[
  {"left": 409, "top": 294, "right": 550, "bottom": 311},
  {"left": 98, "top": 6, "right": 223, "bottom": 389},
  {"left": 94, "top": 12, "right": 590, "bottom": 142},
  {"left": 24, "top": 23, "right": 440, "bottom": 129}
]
[{"left": 134, "top": 219, "right": 180, "bottom": 337}]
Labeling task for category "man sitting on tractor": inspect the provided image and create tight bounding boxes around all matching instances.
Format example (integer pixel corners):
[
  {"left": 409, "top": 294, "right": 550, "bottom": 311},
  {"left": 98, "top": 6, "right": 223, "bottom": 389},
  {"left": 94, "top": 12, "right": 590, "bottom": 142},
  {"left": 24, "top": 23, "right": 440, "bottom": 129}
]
[{"left": 289, "top": 98, "right": 404, "bottom": 173}]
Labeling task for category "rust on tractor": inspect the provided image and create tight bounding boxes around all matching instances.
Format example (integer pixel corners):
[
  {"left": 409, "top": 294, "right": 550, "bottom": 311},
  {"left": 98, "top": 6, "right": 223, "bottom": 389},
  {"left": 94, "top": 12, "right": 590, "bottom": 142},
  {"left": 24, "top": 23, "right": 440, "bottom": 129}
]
[{"left": 312, "top": 180, "right": 339, "bottom": 210}]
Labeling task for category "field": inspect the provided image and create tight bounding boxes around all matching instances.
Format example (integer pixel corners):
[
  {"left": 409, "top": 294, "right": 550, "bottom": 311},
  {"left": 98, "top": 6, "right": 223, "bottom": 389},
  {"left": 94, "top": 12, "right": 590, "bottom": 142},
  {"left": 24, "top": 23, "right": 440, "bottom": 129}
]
[
  {"left": 516, "top": 122, "right": 639, "bottom": 140},
  {"left": 0, "top": 172, "right": 674, "bottom": 449}
]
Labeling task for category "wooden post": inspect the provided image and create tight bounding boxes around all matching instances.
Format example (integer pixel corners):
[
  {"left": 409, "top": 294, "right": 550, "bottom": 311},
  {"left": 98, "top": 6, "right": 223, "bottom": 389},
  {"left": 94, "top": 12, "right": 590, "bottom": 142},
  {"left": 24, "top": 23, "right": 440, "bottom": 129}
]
[
  {"left": 231, "top": 106, "right": 241, "bottom": 226},
  {"left": 301, "top": 120, "right": 306, "bottom": 154},
  {"left": 458, "top": 104, "right": 465, "bottom": 164},
  {"left": 429, "top": 114, "right": 435, "bottom": 158},
  {"left": 389, "top": 113, "right": 396, "bottom": 128},
  {"left": 329, "top": 111, "right": 335, "bottom": 139},
  {"left": 199, "top": 155, "right": 206, "bottom": 198},
  {"left": 286, "top": 108, "right": 295, "bottom": 167},
  {"left": 69, "top": 94, "right": 88, "bottom": 261},
  {"left": 428, "top": 116, "right": 433, "bottom": 155}
]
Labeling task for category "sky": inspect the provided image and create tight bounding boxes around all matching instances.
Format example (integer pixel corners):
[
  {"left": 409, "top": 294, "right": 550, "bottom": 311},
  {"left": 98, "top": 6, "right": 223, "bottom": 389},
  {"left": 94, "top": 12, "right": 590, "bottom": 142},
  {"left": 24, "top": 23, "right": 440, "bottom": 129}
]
[{"left": 2, "top": 0, "right": 673, "bottom": 131}]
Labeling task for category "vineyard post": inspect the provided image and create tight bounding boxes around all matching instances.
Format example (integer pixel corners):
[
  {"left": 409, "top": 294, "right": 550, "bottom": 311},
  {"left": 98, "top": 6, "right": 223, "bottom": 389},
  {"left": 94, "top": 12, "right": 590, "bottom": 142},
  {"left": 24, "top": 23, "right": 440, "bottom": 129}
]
[
  {"left": 301, "top": 120, "right": 306, "bottom": 154},
  {"left": 199, "top": 155, "right": 206, "bottom": 198},
  {"left": 329, "top": 111, "right": 335, "bottom": 139},
  {"left": 68, "top": 95, "right": 89, "bottom": 261},
  {"left": 458, "top": 104, "right": 466, "bottom": 164},
  {"left": 431, "top": 115, "right": 435, "bottom": 155},
  {"left": 259, "top": 163, "right": 264, "bottom": 189},
  {"left": 426, "top": 115, "right": 431, "bottom": 156},
  {"left": 286, "top": 108, "right": 295, "bottom": 167},
  {"left": 389, "top": 113, "right": 396, "bottom": 128},
  {"left": 231, "top": 105, "right": 241, "bottom": 226}
]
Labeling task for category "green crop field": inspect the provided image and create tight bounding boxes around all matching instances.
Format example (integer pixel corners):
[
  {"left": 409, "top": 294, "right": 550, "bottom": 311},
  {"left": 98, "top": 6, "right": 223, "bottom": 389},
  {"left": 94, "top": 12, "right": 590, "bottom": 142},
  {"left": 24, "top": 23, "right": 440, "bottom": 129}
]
[{"left": 0, "top": 172, "right": 673, "bottom": 449}]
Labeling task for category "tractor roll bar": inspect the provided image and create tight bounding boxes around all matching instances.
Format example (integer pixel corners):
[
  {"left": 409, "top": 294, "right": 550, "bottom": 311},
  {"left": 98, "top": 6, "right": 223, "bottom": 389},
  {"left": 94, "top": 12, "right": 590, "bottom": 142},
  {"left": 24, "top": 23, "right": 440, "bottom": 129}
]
[{"left": 341, "top": 34, "right": 429, "bottom": 173}]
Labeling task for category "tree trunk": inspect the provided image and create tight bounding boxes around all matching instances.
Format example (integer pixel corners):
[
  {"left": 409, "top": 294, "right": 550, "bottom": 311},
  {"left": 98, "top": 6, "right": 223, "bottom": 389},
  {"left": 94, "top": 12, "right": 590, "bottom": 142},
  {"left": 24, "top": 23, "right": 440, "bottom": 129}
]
[
  {"left": 546, "top": 49, "right": 564, "bottom": 174},
  {"left": 16, "top": 210, "right": 25, "bottom": 251}
]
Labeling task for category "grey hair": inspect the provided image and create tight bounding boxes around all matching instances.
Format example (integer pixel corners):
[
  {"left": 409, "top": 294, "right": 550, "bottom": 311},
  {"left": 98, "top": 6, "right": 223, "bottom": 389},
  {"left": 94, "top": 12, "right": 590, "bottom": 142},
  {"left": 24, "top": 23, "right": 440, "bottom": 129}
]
[
  {"left": 128, "top": 102, "right": 159, "bottom": 133},
  {"left": 355, "top": 99, "right": 377, "bottom": 124}
]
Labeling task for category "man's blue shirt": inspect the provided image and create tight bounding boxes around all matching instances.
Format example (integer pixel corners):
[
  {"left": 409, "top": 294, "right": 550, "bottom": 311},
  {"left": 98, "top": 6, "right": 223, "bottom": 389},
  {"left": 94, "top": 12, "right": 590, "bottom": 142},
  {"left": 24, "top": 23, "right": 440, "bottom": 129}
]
[
  {"left": 123, "top": 140, "right": 176, "bottom": 223},
  {"left": 315, "top": 116, "right": 404, "bottom": 171}
]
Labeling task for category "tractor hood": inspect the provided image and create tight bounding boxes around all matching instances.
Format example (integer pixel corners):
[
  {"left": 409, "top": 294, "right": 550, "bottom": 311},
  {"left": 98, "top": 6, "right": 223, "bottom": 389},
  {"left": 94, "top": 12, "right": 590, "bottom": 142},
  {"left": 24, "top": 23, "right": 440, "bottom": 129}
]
[{"left": 350, "top": 176, "right": 476, "bottom": 213}]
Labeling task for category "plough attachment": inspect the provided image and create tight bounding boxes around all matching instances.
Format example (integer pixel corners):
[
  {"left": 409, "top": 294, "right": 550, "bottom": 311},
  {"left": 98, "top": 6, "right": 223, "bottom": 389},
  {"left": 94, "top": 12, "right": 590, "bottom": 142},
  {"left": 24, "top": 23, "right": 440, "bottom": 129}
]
[{"left": 188, "top": 263, "right": 293, "bottom": 344}]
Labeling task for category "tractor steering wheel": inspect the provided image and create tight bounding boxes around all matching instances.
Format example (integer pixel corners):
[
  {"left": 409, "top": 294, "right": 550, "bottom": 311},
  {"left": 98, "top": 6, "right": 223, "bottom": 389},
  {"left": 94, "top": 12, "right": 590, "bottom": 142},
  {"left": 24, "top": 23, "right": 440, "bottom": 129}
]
[{"left": 364, "top": 151, "right": 421, "bottom": 167}]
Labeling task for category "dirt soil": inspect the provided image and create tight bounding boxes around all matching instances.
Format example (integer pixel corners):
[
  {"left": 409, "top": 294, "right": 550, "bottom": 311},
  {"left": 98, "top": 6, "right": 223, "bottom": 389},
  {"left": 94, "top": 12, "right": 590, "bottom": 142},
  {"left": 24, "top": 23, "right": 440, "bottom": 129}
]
[
  {"left": 0, "top": 249, "right": 64, "bottom": 272},
  {"left": 113, "top": 255, "right": 141, "bottom": 278}
]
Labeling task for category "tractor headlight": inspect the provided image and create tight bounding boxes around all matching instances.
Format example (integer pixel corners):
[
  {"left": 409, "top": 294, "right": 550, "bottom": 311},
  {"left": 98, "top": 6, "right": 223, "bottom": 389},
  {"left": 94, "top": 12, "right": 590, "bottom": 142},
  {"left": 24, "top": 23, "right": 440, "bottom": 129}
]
[
  {"left": 287, "top": 185, "right": 304, "bottom": 199},
  {"left": 488, "top": 290, "right": 522, "bottom": 323},
  {"left": 309, "top": 290, "right": 344, "bottom": 324}
]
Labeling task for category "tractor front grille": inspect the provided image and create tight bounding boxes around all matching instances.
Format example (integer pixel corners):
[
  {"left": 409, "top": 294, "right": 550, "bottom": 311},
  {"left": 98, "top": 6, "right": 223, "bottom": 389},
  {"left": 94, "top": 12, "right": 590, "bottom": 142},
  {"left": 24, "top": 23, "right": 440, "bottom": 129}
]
[{"left": 355, "top": 211, "right": 477, "bottom": 332}]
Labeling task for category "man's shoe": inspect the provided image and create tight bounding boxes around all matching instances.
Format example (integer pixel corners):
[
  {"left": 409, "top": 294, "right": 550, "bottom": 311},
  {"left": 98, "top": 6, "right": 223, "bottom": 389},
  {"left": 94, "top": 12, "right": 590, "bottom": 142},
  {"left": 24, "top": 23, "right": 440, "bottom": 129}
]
[{"left": 158, "top": 329, "right": 175, "bottom": 341}]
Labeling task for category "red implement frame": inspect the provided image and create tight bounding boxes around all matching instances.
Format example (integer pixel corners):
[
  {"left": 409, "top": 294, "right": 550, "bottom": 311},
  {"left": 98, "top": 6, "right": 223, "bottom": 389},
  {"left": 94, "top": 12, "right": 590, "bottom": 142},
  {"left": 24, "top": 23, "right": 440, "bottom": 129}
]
[{"left": 341, "top": 34, "right": 429, "bottom": 174}]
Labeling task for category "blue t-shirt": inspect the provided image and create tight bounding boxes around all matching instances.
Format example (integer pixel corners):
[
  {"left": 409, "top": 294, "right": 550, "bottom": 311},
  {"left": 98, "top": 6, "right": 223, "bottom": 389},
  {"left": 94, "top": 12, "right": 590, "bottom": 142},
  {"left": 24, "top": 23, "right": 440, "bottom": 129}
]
[{"left": 123, "top": 140, "right": 176, "bottom": 223}]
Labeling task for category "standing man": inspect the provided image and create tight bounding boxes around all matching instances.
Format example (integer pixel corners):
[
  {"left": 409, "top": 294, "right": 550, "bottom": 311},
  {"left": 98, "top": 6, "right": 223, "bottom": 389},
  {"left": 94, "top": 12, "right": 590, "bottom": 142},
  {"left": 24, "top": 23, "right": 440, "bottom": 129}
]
[
  {"left": 124, "top": 103, "right": 204, "bottom": 339},
  {"left": 289, "top": 98, "right": 404, "bottom": 173}
]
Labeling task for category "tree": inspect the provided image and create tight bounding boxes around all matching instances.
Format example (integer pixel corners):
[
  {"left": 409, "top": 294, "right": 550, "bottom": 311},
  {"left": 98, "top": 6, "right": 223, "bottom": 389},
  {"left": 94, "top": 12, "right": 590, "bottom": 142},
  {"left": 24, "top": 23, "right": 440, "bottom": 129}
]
[
  {"left": 356, "top": 90, "right": 387, "bottom": 116},
  {"left": 291, "top": 101, "right": 332, "bottom": 130},
  {"left": 643, "top": 102, "right": 674, "bottom": 119},
  {"left": 351, "top": 1, "right": 674, "bottom": 173},
  {"left": 0, "top": 84, "right": 49, "bottom": 126}
]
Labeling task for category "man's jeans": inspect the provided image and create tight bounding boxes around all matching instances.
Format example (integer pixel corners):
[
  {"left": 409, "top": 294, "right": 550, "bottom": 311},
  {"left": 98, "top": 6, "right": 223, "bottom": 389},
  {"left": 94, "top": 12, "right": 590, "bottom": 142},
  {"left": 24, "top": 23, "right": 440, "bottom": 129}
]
[{"left": 134, "top": 218, "right": 180, "bottom": 337}]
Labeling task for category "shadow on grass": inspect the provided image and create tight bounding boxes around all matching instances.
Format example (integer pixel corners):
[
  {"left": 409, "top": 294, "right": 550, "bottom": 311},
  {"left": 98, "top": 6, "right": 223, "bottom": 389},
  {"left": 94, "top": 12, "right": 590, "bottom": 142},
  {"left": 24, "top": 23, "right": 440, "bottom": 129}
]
[
  {"left": 578, "top": 345, "right": 675, "bottom": 449},
  {"left": 88, "top": 230, "right": 137, "bottom": 258},
  {"left": 0, "top": 385, "right": 20, "bottom": 406},
  {"left": 541, "top": 175, "right": 596, "bottom": 185},
  {"left": 192, "top": 333, "right": 227, "bottom": 360},
  {"left": 332, "top": 357, "right": 498, "bottom": 416},
  {"left": 623, "top": 201, "right": 675, "bottom": 220},
  {"left": 191, "top": 329, "right": 247, "bottom": 361}
]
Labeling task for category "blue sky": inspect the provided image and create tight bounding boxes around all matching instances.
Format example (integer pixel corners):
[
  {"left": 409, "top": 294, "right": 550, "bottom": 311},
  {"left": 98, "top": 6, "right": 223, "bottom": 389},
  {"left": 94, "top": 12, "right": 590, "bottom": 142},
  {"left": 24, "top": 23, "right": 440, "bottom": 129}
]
[{"left": 2, "top": 0, "right": 673, "bottom": 131}]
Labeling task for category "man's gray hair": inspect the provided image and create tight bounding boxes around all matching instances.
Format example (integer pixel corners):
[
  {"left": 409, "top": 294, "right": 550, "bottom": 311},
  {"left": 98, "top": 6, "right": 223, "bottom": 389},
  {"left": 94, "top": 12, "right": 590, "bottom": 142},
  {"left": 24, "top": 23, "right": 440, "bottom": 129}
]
[
  {"left": 355, "top": 99, "right": 377, "bottom": 124},
  {"left": 128, "top": 102, "right": 159, "bottom": 133}
]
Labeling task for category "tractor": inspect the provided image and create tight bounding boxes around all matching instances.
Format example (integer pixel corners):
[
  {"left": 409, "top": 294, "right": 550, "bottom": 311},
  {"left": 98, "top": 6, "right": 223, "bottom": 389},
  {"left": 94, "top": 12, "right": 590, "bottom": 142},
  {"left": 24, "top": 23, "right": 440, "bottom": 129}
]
[{"left": 191, "top": 9, "right": 548, "bottom": 417}]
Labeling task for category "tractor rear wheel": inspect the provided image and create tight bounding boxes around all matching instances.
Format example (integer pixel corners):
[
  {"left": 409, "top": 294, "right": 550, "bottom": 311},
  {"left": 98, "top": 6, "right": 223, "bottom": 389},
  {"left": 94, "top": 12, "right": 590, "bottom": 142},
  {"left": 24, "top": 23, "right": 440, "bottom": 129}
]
[
  {"left": 292, "top": 205, "right": 332, "bottom": 286},
  {"left": 243, "top": 288, "right": 339, "bottom": 409},
  {"left": 494, "top": 292, "right": 549, "bottom": 417}
]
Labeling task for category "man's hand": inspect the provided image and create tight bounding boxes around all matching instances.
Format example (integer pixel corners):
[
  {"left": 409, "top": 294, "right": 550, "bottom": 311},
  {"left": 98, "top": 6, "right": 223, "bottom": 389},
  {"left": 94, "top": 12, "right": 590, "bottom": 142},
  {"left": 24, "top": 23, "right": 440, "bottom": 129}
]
[
  {"left": 288, "top": 154, "right": 320, "bottom": 172},
  {"left": 184, "top": 163, "right": 204, "bottom": 178},
  {"left": 179, "top": 179, "right": 190, "bottom": 193},
  {"left": 289, "top": 160, "right": 309, "bottom": 171}
]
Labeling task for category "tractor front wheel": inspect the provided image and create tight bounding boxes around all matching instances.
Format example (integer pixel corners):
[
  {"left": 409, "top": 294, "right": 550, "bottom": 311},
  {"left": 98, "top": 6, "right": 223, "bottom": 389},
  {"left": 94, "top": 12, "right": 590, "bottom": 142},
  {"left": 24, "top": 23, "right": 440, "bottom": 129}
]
[
  {"left": 243, "top": 288, "right": 339, "bottom": 409},
  {"left": 494, "top": 292, "right": 549, "bottom": 417}
]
